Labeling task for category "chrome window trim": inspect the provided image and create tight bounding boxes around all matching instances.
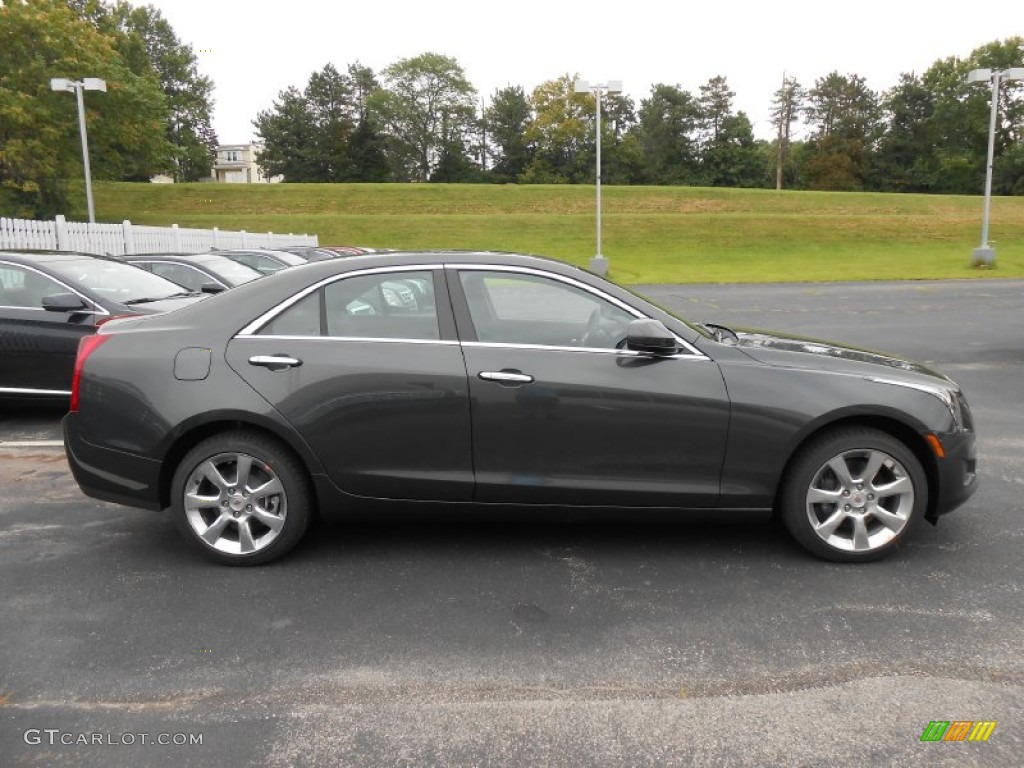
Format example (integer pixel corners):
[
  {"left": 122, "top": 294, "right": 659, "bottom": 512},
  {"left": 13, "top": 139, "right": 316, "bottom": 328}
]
[
  {"left": 234, "top": 335, "right": 457, "bottom": 346},
  {"left": 447, "top": 263, "right": 706, "bottom": 359},
  {"left": 236, "top": 264, "right": 444, "bottom": 337},
  {"left": 236, "top": 261, "right": 707, "bottom": 359},
  {"left": 460, "top": 340, "right": 710, "bottom": 360},
  {"left": 0, "top": 259, "right": 108, "bottom": 315},
  {"left": 0, "top": 386, "right": 72, "bottom": 396}
]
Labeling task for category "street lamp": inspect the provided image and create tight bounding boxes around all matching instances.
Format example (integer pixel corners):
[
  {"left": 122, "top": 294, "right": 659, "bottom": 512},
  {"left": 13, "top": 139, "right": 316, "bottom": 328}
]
[
  {"left": 50, "top": 77, "right": 107, "bottom": 224},
  {"left": 573, "top": 79, "right": 622, "bottom": 276},
  {"left": 965, "top": 67, "right": 1024, "bottom": 267}
]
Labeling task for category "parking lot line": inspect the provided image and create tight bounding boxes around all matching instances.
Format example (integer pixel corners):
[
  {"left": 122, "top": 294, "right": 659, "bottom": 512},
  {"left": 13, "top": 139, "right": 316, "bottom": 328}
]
[{"left": 0, "top": 440, "right": 65, "bottom": 448}]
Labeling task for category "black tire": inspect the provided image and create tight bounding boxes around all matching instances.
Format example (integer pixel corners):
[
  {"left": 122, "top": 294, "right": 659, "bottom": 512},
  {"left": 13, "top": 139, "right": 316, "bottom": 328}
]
[
  {"left": 170, "top": 430, "right": 312, "bottom": 565},
  {"left": 779, "top": 427, "right": 928, "bottom": 563}
]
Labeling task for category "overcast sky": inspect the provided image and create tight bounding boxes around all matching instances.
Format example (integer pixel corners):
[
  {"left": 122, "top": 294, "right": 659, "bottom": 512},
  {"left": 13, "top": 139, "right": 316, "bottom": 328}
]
[{"left": 150, "top": 0, "right": 1020, "bottom": 144}]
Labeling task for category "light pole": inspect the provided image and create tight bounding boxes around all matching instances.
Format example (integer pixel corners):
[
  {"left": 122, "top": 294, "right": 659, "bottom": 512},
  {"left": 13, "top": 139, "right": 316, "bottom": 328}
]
[
  {"left": 965, "top": 67, "right": 1024, "bottom": 267},
  {"left": 50, "top": 77, "right": 107, "bottom": 224},
  {"left": 574, "top": 79, "right": 622, "bottom": 276}
]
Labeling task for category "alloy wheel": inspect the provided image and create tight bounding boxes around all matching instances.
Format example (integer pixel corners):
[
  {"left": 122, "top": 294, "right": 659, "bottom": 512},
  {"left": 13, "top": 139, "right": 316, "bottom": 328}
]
[
  {"left": 182, "top": 452, "right": 288, "bottom": 556},
  {"left": 805, "top": 447, "right": 915, "bottom": 553}
]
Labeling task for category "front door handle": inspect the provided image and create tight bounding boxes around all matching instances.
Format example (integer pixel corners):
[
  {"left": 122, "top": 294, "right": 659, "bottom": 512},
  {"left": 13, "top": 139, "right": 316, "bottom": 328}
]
[
  {"left": 478, "top": 370, "right": 534, "bottom": 385},
  {"left": 249, "top": 354, "right": 302, "bottom": 370}
]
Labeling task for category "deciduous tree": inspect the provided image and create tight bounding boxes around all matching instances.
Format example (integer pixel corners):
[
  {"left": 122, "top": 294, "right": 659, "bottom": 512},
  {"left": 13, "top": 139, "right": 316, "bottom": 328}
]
[
  {"left": 68, "top": 0, "right": 218, "bottom": 181},
  {"left": 521, "top": 75, "right": 592, "bottom": 184},
  {"left": 0, "top": 0, "right": 171, "bottom": 216},
  {"left": 372, "top": 53, "right": 477, "bottom": 181}
]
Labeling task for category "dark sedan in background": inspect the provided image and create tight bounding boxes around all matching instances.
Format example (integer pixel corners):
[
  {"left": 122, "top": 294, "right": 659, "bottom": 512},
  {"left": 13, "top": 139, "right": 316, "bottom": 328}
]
[
  {"left": 0, "top": 250, "right": 204, "bottom": 398},
  {"left": 119, "top": 252, "right": 263, "bottom": 293},
  {"left": 213, "top": 248, "right": 307, "bottom": 275},
  {"left": 275, "top": 245, "right": 346, "bottom": 262},
  {"left": 64, "top": 251, "right": 977, "bottom": 565}
]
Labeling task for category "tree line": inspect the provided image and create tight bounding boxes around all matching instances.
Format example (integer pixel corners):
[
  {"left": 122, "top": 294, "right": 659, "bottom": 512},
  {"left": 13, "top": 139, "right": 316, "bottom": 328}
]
[
  {"left": 1, "top": 1, "right": 1021, "bottom": 223},
  {"left": 1, "top": 0, "right": 217, "bottom": 217},
  {"left": 255, "top": 39, "right": 1024, "bottom": 195}
]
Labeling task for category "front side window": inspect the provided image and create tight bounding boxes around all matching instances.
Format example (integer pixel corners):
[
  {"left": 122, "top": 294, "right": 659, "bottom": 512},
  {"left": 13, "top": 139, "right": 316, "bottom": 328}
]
[
  {"left": 258, "top": 270, "right": 439, "bottom": 340},
  {"left": 0, "top": 265, "right": 67, "bottom": 308},
  {"left": 458, "top": 270, "right": 634, "bottom": 349}
]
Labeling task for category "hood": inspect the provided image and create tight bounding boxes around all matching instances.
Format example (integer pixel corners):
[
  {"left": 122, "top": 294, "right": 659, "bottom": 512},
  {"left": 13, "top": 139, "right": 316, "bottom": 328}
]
[{"left": 727, "top": 327, "right": 953, "bottom": 385}]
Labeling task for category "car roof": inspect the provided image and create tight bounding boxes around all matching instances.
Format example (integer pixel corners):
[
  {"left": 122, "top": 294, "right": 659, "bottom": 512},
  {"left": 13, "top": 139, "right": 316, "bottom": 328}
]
[
  {"left": 303, "top": 249, "right": 577, "bottom": 271},
  {"left": 128, "top": 252, "right": 217, "bottom": 264},
  {"left": 0, "top": 249, "right": 120, "bottom": 265},
  {"left": 0, "top": 250, "right": 128, "bottom": 272}
]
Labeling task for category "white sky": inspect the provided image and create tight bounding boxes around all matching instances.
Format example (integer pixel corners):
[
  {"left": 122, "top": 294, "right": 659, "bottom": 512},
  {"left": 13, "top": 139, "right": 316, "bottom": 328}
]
[{"left": 150, "top": 0, "right": 1021, "bottom": 143}]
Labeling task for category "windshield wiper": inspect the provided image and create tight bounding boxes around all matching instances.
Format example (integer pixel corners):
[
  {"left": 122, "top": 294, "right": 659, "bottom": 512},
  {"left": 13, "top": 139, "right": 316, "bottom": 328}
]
[
  {"left": 700, "top": 321, "right": 739, "bottom": 344},
  {"left": 123, "top": 292, "right": 199, "bottom": 305}
]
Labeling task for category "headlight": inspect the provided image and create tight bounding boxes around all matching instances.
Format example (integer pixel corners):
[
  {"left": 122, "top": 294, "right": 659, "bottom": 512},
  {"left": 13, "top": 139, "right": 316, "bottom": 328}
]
[{"left": 954, "top": 390, "right": 974, "bottom": 432}]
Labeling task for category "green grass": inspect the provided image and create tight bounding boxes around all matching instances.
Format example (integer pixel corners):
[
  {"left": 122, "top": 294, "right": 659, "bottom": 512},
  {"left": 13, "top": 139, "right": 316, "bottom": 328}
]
[{"left": 91, "top": 182, "right": 1024, "bottom": 284}]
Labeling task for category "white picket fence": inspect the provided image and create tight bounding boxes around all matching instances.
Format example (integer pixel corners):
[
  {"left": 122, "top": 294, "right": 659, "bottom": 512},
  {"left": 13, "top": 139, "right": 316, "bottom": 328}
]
[{"left": 0, "top": 215, "right": 318, "bottom": 255}]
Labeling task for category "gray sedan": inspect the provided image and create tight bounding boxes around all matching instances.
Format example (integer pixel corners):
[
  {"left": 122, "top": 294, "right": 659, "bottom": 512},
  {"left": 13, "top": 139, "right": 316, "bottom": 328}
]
[{"left": 63, "top": 251, "right": 977, "bottom": 565}]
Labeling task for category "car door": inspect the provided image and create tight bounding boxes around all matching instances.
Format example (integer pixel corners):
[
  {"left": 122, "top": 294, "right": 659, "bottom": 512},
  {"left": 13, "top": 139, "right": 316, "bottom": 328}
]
[
  {"left": 226, "top": 266, "right": 474, "bottom": 501},
  {"left": 0, "top": 262, "right": 100, "bottom": 395},
  {"left": 449, "top": 266, "right": 730, "bottom": 507}
]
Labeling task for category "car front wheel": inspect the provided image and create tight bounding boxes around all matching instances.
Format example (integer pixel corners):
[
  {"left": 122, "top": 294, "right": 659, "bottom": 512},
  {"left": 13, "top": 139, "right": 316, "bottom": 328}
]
[
  {"left": 780, "top": 427, "right": 928, "bottom": 562},
  {"left": 171, "top": 431, "right": 311, "bottom": 565}
]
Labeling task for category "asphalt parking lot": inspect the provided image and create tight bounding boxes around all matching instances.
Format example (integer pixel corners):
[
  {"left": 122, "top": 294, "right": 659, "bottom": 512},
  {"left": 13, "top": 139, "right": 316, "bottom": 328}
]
[{"left": 1, "top": 278, "right": 1021, "bottom": 766}]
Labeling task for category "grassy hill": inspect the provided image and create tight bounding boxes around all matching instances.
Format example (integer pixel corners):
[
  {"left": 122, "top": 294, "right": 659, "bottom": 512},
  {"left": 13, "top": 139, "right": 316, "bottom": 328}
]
[{"left": 93, "top": 182, "right": 1024, "bottom": 284}]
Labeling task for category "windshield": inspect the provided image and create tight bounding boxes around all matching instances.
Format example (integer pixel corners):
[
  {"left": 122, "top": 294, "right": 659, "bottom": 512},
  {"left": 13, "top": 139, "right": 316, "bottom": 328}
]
[
  {"left": 46, "top": 257, "right": 193, "bottom": 302},
  {"left": 610, "top": 281, "right": 715, "bottom": 339}
]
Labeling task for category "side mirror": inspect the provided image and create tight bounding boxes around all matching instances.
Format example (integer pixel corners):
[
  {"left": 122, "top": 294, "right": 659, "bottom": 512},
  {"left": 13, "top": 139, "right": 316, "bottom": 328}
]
[
  {"left": 200, "top": 282, "right": 225, "bottom": 294},
  {"left": 626, "top": 318, "right": 678, "bottom": 355},
  {"left": 42, "top": 293, "right": 89, "bottom": 312}
]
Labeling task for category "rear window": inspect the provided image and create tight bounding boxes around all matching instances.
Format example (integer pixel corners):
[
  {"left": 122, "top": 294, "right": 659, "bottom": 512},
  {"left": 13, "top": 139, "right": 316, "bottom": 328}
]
[{"left": 195, "top": 256, "right": 262, "bottom": 285}]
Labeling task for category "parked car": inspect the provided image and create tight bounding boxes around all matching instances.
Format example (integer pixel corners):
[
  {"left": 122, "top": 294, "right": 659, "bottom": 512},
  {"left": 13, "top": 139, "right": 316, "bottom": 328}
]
[
  {"left": 0, "top": 250, "right": 205, "bottom": 398},
  {"left": 213, "top": 249, "right": 307, "bottom": 275},
  {"left": 64, "top": 251, "right": 977, "bottom": 565},
  {"left": 118, "top": 253, "right": 263, "bottom": 293},
  {"left": 274, "top": 246, "right": 343, "bottom": 262},
  {"left": 319, "top": 246, "right": 395, "bottom": 256}
]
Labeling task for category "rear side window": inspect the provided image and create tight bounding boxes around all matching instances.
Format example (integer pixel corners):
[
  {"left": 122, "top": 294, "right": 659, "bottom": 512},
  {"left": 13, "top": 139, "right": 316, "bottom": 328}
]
[
  {"left": 257, "top": 271, "right": 439, "bottom": 340},
  {"left": 259, "top": 291, "right": 321, "bottom": 336}
]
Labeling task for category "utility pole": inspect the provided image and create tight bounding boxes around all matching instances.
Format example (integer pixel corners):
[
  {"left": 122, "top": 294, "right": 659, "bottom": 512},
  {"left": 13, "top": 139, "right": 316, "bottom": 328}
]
[
  {"left": 966, "top": 66, "right": 1024, "bottom": 266},
  {"left": 775, "top": 73, "right": 786, "bottom": 191},
  {"left": 573, "top": 79, "right": 622, "bottom": 277},
  {"left": 480, "top": 96, "right": 487, "bottom": 172},
  {"left": 50, "top": 77, "right": 107, "bottom": 223}
]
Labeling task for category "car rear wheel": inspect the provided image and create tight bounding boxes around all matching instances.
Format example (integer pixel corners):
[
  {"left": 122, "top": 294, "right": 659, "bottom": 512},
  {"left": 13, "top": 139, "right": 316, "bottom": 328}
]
[
  {"left": 171, "top": 431, "right": 311, "bottom": 565},
  {"left": 780, "top": 427, "right": 927, "bottom": 562}
]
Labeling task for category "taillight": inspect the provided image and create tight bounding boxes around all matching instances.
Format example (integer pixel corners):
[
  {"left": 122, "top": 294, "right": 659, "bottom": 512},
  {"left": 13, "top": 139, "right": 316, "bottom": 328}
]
[
  {"left": 95, "top": 313, "right": 141, "bottom": 328},
  {"left": 71, "top": 334, "right": 110, "bottom": 412}
]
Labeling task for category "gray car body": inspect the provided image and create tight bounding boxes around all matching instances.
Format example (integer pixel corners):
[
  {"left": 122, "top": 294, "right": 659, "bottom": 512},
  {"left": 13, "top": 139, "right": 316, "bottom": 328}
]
[{"left": 63, "top": 251, "right": 977, "bottom": 524}]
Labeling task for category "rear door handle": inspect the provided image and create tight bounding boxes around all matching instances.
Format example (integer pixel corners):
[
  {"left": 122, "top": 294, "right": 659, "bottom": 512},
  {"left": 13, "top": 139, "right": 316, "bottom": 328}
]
[
  {"left": 478, "top": 370, "right": 534, "bottom": 385},
  {"left": 249, "top": 354, "right": 302, "bottom": 370}
]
